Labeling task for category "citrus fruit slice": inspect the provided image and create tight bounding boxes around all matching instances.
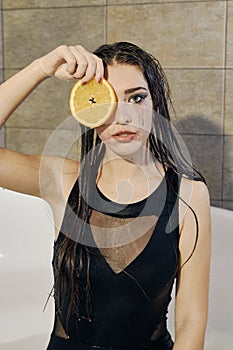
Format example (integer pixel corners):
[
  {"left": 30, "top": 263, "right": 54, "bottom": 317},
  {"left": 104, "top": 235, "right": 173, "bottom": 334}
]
[{"left": 69, "top": 78, "right": 117, "bottom": 128}]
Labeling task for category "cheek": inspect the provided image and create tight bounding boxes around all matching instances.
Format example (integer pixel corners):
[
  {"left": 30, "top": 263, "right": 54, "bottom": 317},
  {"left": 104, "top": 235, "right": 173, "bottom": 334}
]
[
  {"left": 134, "top": 98, "right": 153, "bottom": 127},
  {"left": 96, "top": 126, "right": 111, "bottom": 143},
  {"left": 144, "top": 112, "right": 152, "bottom": 127},
  {"left": 138, "top": 107, "right": 153, "bottom": 133}
]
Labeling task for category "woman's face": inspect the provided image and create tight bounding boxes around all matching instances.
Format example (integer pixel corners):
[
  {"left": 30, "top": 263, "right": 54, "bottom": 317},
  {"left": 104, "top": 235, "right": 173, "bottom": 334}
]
[{"left": 96, "top": 64, "right": 153, "bottom": 156}]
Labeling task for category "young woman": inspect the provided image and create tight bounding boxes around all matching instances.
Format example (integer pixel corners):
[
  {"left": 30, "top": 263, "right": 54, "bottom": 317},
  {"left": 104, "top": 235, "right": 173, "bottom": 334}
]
[{"left": 0, "top": 42, "right": 211, "bottom": 350}]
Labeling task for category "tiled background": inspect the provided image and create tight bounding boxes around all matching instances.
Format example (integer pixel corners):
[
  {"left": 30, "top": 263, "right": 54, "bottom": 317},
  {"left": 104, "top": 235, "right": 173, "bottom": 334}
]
[
  {"left": 0, "top": 0, "right": 232, "bottom": 209},
  {"left": 0, "top": 0, "right": 4, "bottom": 147}
]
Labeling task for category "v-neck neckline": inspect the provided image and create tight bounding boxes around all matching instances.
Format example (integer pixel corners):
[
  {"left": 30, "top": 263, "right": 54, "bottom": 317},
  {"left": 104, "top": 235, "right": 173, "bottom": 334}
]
[{"left": 88, "top": 171, "right": 169, "bottom": 275}]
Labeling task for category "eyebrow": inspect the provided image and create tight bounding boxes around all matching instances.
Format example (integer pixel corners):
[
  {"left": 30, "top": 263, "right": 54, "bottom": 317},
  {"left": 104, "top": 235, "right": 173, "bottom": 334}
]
[{"left": 124, "top": 87, "right": 148, "bottom": 94}]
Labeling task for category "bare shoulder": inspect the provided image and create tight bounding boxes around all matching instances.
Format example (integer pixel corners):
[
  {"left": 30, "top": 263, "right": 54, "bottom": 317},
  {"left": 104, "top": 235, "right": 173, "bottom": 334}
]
[
  {"left": 179, "top": 176, "right": 210, "bottom": 211},
  {"left": 40, "top": 155, "right": 80, "bottom": 202},
  {"left": 179, "top": 176, "right": 210, "bottom": 233}
]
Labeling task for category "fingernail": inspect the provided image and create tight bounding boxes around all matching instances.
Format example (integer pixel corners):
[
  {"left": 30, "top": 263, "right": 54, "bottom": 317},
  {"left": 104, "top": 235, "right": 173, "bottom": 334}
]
[{"left": 96, "top": 76, "right": 102, "bottom": 83}]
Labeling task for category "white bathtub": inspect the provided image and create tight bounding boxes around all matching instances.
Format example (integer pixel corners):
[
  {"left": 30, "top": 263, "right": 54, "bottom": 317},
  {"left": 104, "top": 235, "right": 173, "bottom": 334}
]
[
  {"left": 168, "top": 206, "right": 233, "bottom": 349},
  {"left": 0, "top": 188, "right": 233, "bottom": 349},
  {"left": 0, "top": 189, "right": 54, "bottom": 350}
]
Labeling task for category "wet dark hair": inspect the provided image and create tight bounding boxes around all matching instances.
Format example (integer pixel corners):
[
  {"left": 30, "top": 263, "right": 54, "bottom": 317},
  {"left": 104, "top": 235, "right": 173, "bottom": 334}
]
[{"left": 52, "top": 42, "right": 205, "bottom": 329}]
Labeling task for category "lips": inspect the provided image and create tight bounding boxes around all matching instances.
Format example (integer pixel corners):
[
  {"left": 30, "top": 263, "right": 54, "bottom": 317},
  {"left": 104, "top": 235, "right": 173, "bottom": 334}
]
[{"left": 113, "top": 130, "right": 136, "bottom": 142}]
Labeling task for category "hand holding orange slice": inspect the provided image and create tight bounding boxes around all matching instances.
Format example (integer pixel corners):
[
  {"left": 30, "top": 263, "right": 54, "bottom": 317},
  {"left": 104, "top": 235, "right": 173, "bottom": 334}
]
[{"left": 69, "top": 78, "right": 117, "bottom": 128}]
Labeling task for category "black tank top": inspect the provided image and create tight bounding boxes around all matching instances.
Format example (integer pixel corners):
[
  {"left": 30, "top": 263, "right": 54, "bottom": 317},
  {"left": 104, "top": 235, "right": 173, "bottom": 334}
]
[{"left": 47, "top": 168, "right": 180, "bottom": 350}]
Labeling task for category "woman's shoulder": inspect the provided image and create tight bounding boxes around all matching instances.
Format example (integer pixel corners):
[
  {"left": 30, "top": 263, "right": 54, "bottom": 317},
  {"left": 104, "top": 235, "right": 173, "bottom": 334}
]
[
  {"left": 178, "top": 176, "right": 210, "bottom": 232},
  {"left": 40, "top": 155, "right": 80, "bottom": 202},
  {"left": 180, "top": 175, "right": 210, "bottom": 204}
]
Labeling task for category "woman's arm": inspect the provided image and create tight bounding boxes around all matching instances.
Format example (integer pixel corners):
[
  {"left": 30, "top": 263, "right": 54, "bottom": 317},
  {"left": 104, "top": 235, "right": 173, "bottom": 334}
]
[
  {"left": 0, "top": 59, "right": 47, "bottom": 128},
  {"left": 173, "top": 179, "right": 211, "bottom": 350},
  {"left": 0, "top": 45, "right": 103, "bottom": 127},
  {"left": 0, "top": 45, "right": 103, "bottom": 198}
]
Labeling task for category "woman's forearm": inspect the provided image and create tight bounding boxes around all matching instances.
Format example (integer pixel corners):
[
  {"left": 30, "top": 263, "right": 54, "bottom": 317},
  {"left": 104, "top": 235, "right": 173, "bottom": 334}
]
[
  {"left": 0, "top": 59, "right": 48, "bottom": 128},
  {"left": 0, "top": 45, "right": 104, "bottom": 129}
]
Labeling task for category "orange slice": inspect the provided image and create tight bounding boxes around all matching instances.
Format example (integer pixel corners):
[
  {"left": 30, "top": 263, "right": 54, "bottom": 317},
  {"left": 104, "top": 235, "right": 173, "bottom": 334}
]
[{"left": 69, "top": 78, "right": 117, "bottom": 128}]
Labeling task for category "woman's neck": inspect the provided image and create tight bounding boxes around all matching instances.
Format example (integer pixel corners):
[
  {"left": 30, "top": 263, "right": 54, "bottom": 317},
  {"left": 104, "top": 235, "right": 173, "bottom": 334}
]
[
  {"left": 101, "top": 146, "right": 158, "bottom": 180},
  {"left": 96, "top": 146, "right": 164, "bottom": 204}
]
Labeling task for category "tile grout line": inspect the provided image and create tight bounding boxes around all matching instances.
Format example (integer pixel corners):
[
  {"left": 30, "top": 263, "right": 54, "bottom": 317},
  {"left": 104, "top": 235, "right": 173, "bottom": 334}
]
[
  {"left": 2, "top": 4, "right": 107, "bottom": 11},
  {"left": 1, "top": 0, "right": 225, "bottom": 11},
  {"left": 0, "top": 0, "right": 5, "bottom": 148},
  {"left": 104, "top": 0, "right": 107, "bottom": 44},
  {"left": 97, "top": 0, "right": 229, "bottom": 7},
  {"left": 221, "top": 0, "right": 228, "bottom": 207}
]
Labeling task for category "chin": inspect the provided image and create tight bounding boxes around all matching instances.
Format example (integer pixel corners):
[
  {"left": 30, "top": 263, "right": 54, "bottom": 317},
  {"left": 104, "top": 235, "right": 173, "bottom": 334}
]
[{"left": 105, "top": 140, "right": 147, "bottom": 159}]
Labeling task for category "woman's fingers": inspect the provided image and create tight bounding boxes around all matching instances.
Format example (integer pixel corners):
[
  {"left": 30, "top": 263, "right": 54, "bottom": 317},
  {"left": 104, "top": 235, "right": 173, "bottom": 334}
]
[
  {"left": 68, "top": 46, "right": 89, "bottom": 80},
  {"left": 70, "top": 45, "right": 104, "bottom": 83},
  {"left": 38, "top": 44, "right": 104, "bottom": 82},
  {"left": 56, "top": 45, "right": 78, "bottom": 75},
  {"left": 95, "top": 55, "right": 105, "bottom": 83},
  {"left": 38, "top": 45, "right": 75, "bottom": 78}
]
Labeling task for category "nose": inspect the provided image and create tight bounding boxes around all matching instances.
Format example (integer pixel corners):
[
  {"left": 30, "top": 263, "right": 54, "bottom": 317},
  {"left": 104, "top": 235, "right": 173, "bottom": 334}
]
[{"left": 114, "top": 102, "right": 132, "bottom": 124}]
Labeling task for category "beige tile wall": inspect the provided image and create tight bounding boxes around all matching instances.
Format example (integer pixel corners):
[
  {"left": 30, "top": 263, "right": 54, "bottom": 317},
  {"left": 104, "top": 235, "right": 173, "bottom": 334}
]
[
  {"left": 0, "top": 0, "right": 232, "bottom": 209},
  {"left": 2, "top": 0, "right": 106, "bottom": 8},
  {"left": 0, "top": 0, "right": 4, "bottom": 147},
  {"left": 107, "top": 2, "right": 225, "bottom": 68},
  {"left": 0, "top": 1, "right": 2, "bottom": 70}
]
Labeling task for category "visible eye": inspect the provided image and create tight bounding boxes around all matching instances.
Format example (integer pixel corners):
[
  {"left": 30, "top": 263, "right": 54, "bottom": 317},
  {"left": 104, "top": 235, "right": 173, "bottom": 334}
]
[{"left": 128, "top": 94, "right": 148, "bottom": 104}]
